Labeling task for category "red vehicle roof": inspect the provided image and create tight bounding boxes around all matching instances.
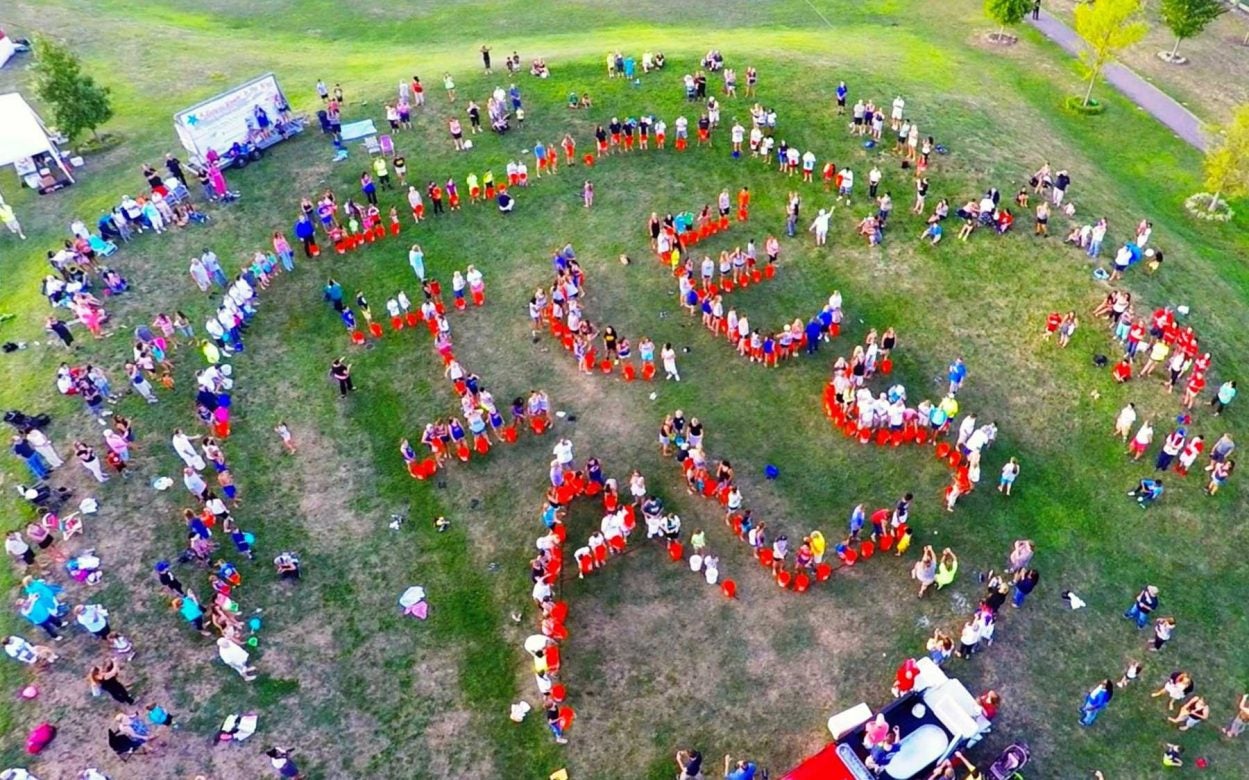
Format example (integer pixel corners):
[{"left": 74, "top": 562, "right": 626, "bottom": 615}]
[{"left": 780, "top": 743, "right": 859, "bottom": 780}]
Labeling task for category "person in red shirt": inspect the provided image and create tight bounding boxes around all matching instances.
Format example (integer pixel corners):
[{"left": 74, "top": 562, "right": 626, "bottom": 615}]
[
  {"left": 428, "top": 182, "right": 444, "bottom": 214},
  {"left": 1182, "top": 373, "right": 1206, "bottom": 409},
  {"left": 1192, "top": 352, "right": 1212, "bottom": 375},
  {"left": 1127, "top": 319, "right": 1147, "bottom": 357},
  {"left": 978, "top": 690, "right": 1001, "bottom": 720},
  {"left": 1044, "top": 312, "right": 1061, "bottom": 340},
  {"left": 561, "top": 133, "right": 576, "bottom": 164},
  {"left": 1112, "top": 358, "right": 1132, "bottom": 383},
  {"left": 822, "top": 161, "right": 836, "bottom": 192},
  {"left": 892, "top": 657, "right": 919, "bottom": 696}
]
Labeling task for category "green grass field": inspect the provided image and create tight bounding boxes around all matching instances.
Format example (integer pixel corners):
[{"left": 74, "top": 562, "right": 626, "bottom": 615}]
[{"left": 0, "top": 1, "right": 1247, "bottom": 778}]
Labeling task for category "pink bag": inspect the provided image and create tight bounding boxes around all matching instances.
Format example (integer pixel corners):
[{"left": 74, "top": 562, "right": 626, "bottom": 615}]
[{"left": 26, "top": 722, "right": 56, "bottom": 754}]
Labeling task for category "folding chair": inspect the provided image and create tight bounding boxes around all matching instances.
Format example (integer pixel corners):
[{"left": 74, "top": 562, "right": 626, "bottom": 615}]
[
  {"left": 379, "top": 134, "right": 394, "bottom": 156},
  {"left": 363, "top": 135, "right": 381, "bottom": 155},
  {"left": 88, "top": 235, "right": 119, "bottom": 257}
]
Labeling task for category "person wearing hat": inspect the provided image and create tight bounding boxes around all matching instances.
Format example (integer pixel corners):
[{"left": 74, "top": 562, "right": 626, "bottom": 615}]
[{"left": 154, "top": 561, "right": 185, "bottom": 596}]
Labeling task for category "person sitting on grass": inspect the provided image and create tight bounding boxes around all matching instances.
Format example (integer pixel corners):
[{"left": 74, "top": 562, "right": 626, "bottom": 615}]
[
  {"left": 920, "top": 221, "right": 943, "bottom": 245},
  {"left": 497, "top": 190, "right": 515, "bottom": 213},
  {"left": 1128, "top": 478, "right": 1164, "bottom": 507},
  {"left": 274, "top": 551, "right": 301, "bottom": 581}
]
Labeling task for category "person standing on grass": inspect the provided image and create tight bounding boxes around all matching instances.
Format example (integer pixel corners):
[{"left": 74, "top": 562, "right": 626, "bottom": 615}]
[
  {"left": 0, "top": 200, "right": 25, "bottom": 239},
  {"left": 1223, "top": 693, "right": 1249, "bottom": 738},
  {"left": 1128, "top": 420, "right": 1154, "bottom": 461},
  {"left": 809, "top": 208, "right": 831, "bottom": 246},
  {"left": 1125, "top": 585, "right": 1159, "bottom": 628},
  {"left": 90, "top": 658, "right": 135, "bottom": 704},
  {"left": 1151, "top": 616, "right": 1176, "bottom": 652},
  {"left": 74, "top": 441, "right": 109, "bottom": 483},
  {"left": 1012, "top": 568, "right": 1039, "bottom": 607},
  {"left": 545, "top": 698, "right": 568, "bottom": 744},
  {"left": 443, "top": 73, "right": 456, "bottom": 101},
  {"left": 913, "top": 545, "right": 937, "bottom": 597},
  {"left": 1114, "top": 403, "right": 1137, "bottom": 441},
  {"left": 1080, "top": 679, "right": 1114, "bottom": 726},
  {"left": 19, "top": 592, "right": 65, "bottom": 641},
  {"left": 676, "top": 748, "right": 703, "bottom": 779},
  {"left": 661, "top": 343, "right": 681, "bottom": 381},
  {"left": 1211, "top": 380, "right": 1237, "bottom": 415},
  {"left": 330, "top": 358, "right": 354, "bottom": 396},
  {"left": 218, "top": 636, "right": 258, "bottom": 680}
]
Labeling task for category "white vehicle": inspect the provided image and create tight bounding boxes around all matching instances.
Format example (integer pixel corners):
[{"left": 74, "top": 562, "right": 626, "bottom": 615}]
[{"left": 783, "top": 659, "right": 992, "bottom": 780}]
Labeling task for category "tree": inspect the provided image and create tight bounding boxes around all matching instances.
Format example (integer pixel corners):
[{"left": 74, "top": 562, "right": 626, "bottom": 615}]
[
  {"left": 984, "top": 0, "right": 1033, "bottom": 41},
  {"left": 30, "top": 37, "right": 114, "bottom": 143},
  {"left": 1073, "top": 0, "right": 1149, "bottom": 107},
  {"left": 1160, "top": 0, "right": 1227, "bottom": 61},
  {"left": 1203, "top": 105, "right": 1249, "bottom": 212}
]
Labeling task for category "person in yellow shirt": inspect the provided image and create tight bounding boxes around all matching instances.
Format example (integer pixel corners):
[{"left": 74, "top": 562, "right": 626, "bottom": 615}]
[
  {"left": 808, "top": 530, "right": 826, "bottom": 564},
  {"left": 372, "top": 156, "right": 390, "bottom": 190}
]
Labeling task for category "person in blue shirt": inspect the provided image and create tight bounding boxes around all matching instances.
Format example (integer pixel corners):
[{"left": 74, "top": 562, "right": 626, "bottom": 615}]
[
  {"left": 836, "top": 81, "right": 848, "bottom": 114},
  {"left": 1080, "top": 679, "right": 1114, "bottom": 726},
  {"left": 294, "top": 214, "right": 316, "bottom": 257},
  {"left": 848, "top": 503, "right": 866, "bottom": 540},
  {"left": 805, "top": 317, "right": 823, "bottom": 354},
  {"left": 724, "top": 754, "right": 757, "bottom": 780},
  {"left": 1128, "top": 478, "right": 1164, "bottom": 507},
  {"left": 324, "top": 279, "right": 344, "bottom": 311},
  {"left": 865, "top": 728, "right": 900, "bottom": 773},
  {"left": 947, "top": 357, "right": 967, "bottom": 395}
]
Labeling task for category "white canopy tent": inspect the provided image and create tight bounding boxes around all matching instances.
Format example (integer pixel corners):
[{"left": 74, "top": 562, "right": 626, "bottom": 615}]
[{"left": 0, "top": 93, "right": 75, "bottom": 187}]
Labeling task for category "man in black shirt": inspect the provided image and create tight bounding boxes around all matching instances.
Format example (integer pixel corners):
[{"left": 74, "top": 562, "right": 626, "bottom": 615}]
[
  {"left": 330, "top": 358, "right": 354, "bottom": 396},
  {"left": 165, "top": 153, "right": 187, "bottom": 186},
  {"left": 677, "top": 748, "right": 703, "bottom": 779}
]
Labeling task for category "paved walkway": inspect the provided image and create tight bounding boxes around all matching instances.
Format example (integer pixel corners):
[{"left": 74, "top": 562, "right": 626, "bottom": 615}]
[{"left": 1027, "top": 8, "right": 1209, "bottom": 151}]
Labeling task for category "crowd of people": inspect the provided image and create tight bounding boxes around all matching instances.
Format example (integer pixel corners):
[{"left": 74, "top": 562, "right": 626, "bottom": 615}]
[{"left": 3, "top": 36, "right": 1244, "bottom": 780}]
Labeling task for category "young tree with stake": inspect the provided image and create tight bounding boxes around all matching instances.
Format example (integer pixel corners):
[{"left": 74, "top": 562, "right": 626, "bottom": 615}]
[
  {"left": 985, "top": 0, "right": 1034, "bottom": 43},
  {"left": 1159, "top": 0, "right": 1227, "bottom": 63},
  {"left": 1201, "top": 105, "right": 1249, "bottom": 216},
  {"left": 1073, "top": 0, "right": 1148, "bottom": 107}
]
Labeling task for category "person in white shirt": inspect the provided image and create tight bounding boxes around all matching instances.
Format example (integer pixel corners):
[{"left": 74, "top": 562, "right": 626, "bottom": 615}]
[
  {"left": 868, "top": 166, "right": 882, "bottom": 198},
  {"left": 217, "top": 636, "right": 257, "bottom": 680},
  {"left": 1114, "top": 403, "right": 1137, "bottom": 440},
  {"left": 24, "top": 428, "right": 63, "bottom": 468},
  {"left": 838, "top": 169, "right": 854, "bottom": 203},
  {"left": 172, "top": 430, "right": 206, "bottom": 470},
  {"left": 553, "top": 438, "right": 573, "bottom": 466},
  {"left": 809, "top": 209, "right": 832, "bottom": 246},
  {"left": 891, "top": 96, "right": 905, "bottom": 130},
  {"left": 957, "top": 414, "right": 978, "bottom": 450},
  {"left": 730, "top": 122, "right": 745, "bottom": 154}
]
